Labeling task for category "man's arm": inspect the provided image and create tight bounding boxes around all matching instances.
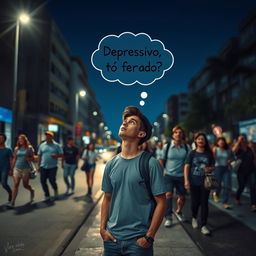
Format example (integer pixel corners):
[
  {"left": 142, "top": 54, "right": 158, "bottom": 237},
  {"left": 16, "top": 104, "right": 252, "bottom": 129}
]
[
  {"left": 100, "top": 192, "right": 116, "bottom": 242},
  {"left": 137, "top": 193, "right": 166, "bottom": 248},
  {"left": 37, "top": 155, "right": 41, "bottom": 171}
]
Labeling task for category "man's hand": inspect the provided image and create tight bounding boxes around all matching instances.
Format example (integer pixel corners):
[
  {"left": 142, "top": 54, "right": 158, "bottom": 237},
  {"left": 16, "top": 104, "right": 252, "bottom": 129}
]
[
  {"left": 51, "top": 154, "right": 58, "bottom": 159},
  {"left": 8, "top": 169, "right": 13, "bottom": 176},
  {"left": 100, "top": 229, "right": 116, "bottom": 242},
  {"left": 136, "top": 237, "right": 152, "bottom": 248},
  {"left": 184, "top": 181, "right": 190, "bottom": 190}
]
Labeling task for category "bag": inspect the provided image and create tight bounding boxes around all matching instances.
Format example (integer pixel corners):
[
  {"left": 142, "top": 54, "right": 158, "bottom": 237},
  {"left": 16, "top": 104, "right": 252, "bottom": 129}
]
[
  {"left": 81, "top": 150, "right": 90, "bottom": 171},
  {"left": 81, "top": 161, "right": 90, "bottom": 172},
  {"left": 230, "top": 158, "right": 242, "bottom": 173},
  {"left": 204, "top": 173, "right": 218, "bottom": 190},
  {"left": 28, "top": 161, "right": 38, "bottom": 179}
]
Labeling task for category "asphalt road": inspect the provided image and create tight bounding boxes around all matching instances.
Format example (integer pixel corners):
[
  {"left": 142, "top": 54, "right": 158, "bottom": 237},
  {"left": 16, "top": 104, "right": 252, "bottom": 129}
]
[
  {"left": 179, "top": 193, "right": 256, "bottom": 256},
  {"left": 0, "top": 160, "right": 105, "bottom": 256}
]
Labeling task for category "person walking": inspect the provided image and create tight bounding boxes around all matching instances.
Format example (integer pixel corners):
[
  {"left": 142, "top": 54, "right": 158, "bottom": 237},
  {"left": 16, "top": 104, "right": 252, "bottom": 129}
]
[
  {"left": 10, "top": 134, "right": 35, "bottom": 207},
  {"left": 184, "top": 133, "right": 215, "bottom": 235},
  {"left": 232, "top": 134, "right": 256, "bottom": 211},
  {"left": 159, "top": 126, "right": 190, "bottom": 227},
  {"left": 212, "top": 137, "right": 234, "bottom": 209},
  {"left": 62, "top": 137, "right": 79, "bottom": 195},
  {"left": 0, "top": 133, "right": 13, "bottom": 204},
  {"left": 37, "top": 131, "right": 63, "bottom": 201},
  {"left": 100, "top": 106, "right": 167, "bottom": 256},
  {"left": 82, "top": 143, "right": 98, "bottom": 197}
]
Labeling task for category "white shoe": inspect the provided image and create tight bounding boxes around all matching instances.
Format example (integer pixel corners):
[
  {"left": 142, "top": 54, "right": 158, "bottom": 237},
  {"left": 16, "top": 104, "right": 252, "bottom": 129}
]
[
  {"left": 201, "top": 226, "right": 210, "bottom": 235},
  {"left": 175, "top": 212, "right": 185, "bottom": 222},
  {"left": 192, "top": 218, "right": 198, "bottom": 229},
  {"left": 164, "top": 219, "right": 172, "bottom": 227}
]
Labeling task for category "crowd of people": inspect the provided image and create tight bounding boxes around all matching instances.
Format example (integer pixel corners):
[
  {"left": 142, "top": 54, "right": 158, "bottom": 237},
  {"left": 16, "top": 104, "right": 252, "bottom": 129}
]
[
  {"left": 0, "top": 131, "right": 98, "bottom": 208},
  {"left": 141, "top": 127, "right": 256, "bottom": 234}
]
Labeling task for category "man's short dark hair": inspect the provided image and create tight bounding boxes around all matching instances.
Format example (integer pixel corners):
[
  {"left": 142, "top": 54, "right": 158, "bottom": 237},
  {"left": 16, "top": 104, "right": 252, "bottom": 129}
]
[
  {"left": 67, "top": 137, "right": 74, "bottom": 141},
  {"left": 122, "top": 106, "right": 152, "bottom": 145},
  {"left": 0, "top": 133, "right": 7, "bottom": 142},
  {"left": 172, "top": 125, "right": 185, "bottom": 140}
]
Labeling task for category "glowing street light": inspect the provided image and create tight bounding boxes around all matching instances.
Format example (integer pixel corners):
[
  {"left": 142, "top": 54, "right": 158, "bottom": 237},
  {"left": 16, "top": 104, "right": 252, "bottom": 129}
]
[{"left": 12, "top": 13, "right": 30, "bottom": 146}]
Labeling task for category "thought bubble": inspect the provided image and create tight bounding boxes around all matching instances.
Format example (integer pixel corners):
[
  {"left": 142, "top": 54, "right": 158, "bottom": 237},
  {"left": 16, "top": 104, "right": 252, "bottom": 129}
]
[
  {"left": 141, "top": 92, "right": 148, "bottom": 99},
  {"left": 91, "top": 32, "right": 174, "bottom": 86}
]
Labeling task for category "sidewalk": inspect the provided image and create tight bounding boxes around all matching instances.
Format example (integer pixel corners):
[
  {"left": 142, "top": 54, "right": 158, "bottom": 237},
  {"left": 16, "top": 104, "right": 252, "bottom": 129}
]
[{"left": 73, "top": 196, "right": 203, "bottom": 256}]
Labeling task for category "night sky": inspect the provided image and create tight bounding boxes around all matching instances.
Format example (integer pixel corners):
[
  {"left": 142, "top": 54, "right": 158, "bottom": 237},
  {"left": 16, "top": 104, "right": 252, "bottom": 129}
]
[{"left": 47, "top": 0, "right": 255, "bottom": 138}]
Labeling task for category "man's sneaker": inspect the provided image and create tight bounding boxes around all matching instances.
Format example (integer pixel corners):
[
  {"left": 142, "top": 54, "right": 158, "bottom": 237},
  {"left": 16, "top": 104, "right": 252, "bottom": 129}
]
[
  {"left": 44, "top": 196, "right": 50, "bottom": 201},
  {"left": 30, "top": 190, "right": 35, "bottom": 203},
  {"left": 6, "top": 202, "right": 15, "bottom": 209},
  {"left": 213, "top": 192, "right": 219, "bottom": 203},
  {"left": 164, "top": 219, "right": 172, "bottom": 227},
  {"left": 65, "top": 188, "right": 70, "bottom": 195},
  {"left": 175, "top": 212, "right": 185, "bottom": 222},
  {"left": 192, "top": 218, "right": 198, "bottom": 229},
  {"left": 223, "top": 203, "right": 232, "bottom": 209},
  {"left": 201, "top": 226, "right": 210, "bottom": 235}
]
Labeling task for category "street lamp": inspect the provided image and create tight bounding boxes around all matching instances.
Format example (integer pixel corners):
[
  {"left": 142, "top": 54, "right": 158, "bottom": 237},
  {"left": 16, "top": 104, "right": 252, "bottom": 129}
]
[
  {"left": 75, "top": 90, "right": 86, "bottom": 124},
  {"left": 12, "top": 13, "right": 30, "bottom": 147}
]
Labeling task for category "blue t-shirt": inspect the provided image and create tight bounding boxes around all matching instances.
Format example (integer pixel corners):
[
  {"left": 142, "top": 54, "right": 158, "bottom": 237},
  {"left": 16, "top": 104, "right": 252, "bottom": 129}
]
[
  {"left": 102, "top": 153, "right": 166, "bottom": 240},
  {"left": 38, "top": 141, "right": 63, "bottom": 169},
  {"left": 162, "top": 141, "right": 191, "bottom": 177},
  {"left": 0, "top": 147, "right": 13, "bottom": 172},
  {"left": 185, "top": 150, "right": 215, "bottom": 186},
  {"left": 14, "top": 147, "right": 34, "bottom": 169}
]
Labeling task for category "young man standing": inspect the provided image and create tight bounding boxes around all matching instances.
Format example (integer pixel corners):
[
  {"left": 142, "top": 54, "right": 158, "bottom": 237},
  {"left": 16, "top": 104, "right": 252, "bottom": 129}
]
[
  {"left": 160, "top": 126, "right": 190, "bottom": 227},
  {"left": 37, "top": 131, "right": 63, "bottom": 200},
  {"left": 100, "top": 106, "right": 167, "bottom": 256},
  {"left": 0, "top": 133, "right": 13, "bottom": 204}
]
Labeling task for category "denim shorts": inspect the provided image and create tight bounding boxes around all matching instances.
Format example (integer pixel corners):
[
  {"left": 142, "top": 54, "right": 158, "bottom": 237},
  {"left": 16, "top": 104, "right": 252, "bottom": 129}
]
[{"left": 164, "top": 175, "right": 186, "bottom": 196}]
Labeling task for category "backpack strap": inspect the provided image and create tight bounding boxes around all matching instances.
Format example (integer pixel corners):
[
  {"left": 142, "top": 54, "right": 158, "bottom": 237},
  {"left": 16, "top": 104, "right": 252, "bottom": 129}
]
[
  {"left": 163, "top": 142, "right": 171, "bottom": 168},
  {"left": 139, "top": 151, "right": 155, "bottom": 202}
]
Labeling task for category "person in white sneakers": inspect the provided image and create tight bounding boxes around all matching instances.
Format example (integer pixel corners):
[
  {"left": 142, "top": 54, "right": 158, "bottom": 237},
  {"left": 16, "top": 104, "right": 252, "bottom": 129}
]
[
  {"left": 159, "top": 126, "right": 190, "bottom": 227},
  {"left": 184, "top": 133, "right": 215, "bottom": 235}
]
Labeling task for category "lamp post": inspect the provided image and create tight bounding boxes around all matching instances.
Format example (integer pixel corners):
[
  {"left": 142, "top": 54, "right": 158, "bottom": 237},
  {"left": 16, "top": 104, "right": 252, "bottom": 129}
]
[
  {"left": 12, "top": 13, "right": 30, "bottom": 147},
  {"left": 74, "top": 90, "right": 86, "bottom": 142}
]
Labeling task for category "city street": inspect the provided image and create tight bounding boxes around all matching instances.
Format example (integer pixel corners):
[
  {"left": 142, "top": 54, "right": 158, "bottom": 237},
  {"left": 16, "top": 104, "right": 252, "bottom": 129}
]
[{"left": 0, "top": 160, "right": 105, "bottom": 256}]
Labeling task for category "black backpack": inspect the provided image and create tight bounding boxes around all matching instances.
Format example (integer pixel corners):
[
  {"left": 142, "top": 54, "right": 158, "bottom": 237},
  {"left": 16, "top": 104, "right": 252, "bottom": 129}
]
[{"left": 139, "top": 151, "right": 156, "bottom": 209}]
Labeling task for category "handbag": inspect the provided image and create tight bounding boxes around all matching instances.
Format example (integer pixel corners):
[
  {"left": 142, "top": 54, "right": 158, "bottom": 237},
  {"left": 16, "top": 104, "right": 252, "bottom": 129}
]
[
  {"left": 81, "top": 150, "right": 90, "bottom": 172},
  {"left": 204, "top": 173, "right": 218, "bottom": 190},
  {"left": 28, "top": 161, "right": 38, "bottom": 179},
  {"left": 230, "top": 158, "right": 242, "bottom": 173}
]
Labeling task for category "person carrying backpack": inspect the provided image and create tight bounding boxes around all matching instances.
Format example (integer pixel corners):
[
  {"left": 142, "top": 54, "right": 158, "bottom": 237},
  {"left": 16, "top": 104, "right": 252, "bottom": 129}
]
[
  {"left": 159, "top": 126, "right": 190, "bottom": 227},
  {"left": 100, "top": 106, "right": 167, "bottom": 256}
]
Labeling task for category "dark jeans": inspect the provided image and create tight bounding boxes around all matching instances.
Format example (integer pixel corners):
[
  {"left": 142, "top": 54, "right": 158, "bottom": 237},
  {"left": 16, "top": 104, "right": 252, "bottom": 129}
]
[
  {"left": 215, "top": 166, "right": 231, "bottom": 203},
  {"left": 63, "top": 163, "right": 76, "bottom": 190},
  {"left": 0, "top": 170, "right": 12, "bottom": 194},
  {"left": 236, "top": 170, "right": 256, "bottom": 205},
  {"left": 40, "top": 167, "right": 58, "bottom": 197},
  {"left": 190, "top": 185, "right": 210, "bottom": 226},
  {"left": 103, "top": 238, "right": 153, "bottom": 256}
]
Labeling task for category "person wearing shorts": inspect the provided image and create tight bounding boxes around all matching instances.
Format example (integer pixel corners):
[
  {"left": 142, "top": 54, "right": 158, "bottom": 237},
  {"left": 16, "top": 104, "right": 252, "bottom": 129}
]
[
  {"left": 11, "top": 134, "right": 35, "bottom": 207},
  {"left": 160, "top": 126, "right": 190, "bottom": 227}
]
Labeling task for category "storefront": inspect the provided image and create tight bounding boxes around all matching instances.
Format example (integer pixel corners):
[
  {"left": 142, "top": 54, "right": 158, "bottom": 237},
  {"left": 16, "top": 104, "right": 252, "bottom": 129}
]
[{"left": 0, "top": 106, "right": 12, "bottom": 147}]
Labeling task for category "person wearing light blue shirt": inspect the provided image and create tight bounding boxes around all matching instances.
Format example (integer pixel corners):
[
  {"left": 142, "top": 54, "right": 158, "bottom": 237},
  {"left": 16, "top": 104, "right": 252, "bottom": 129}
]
[
  {"left": 160, "top": 126, "right": 190, "bottom": 227},
  {"left": 37, "top": 131, "right": 63, "bottom": 200}
]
